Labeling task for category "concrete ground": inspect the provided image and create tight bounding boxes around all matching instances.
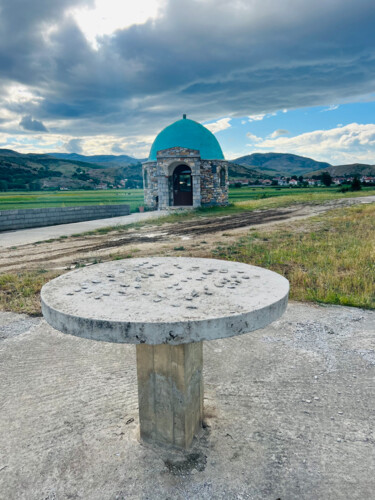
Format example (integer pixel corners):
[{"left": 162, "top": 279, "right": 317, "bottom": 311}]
[
  {"left": 0, "top": 210, "right": 168, "bottom": 249},
  {"left": 0, "top": 302, "right": 374, "bottom": 499}
]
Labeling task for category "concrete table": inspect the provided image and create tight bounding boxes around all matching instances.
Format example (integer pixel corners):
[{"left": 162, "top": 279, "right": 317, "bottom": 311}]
[{"left": 41, "top": 257, "right": 289, "bottom": 449}]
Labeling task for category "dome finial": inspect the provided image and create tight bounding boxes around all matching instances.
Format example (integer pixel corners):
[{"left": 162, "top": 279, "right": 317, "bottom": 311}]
[{"left": 183, "top": 114, "right": 186, "bottom": 119}]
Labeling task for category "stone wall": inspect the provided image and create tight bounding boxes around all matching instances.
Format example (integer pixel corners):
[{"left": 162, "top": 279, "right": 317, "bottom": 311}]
[
  {"left": 143, "top": 162, "right": 158, "bottom": 210},
  {"left": 142, "top": 148, "right": 229, "bottom": 210},
  {"left": 0, "top": 204, "right": 130, "bottom": 232},
  {"left": 157, "top": 148, "right": 201, "bottom": 209},
  {"left": 200, "top": 160, "right": 228, "bottom": 207}
]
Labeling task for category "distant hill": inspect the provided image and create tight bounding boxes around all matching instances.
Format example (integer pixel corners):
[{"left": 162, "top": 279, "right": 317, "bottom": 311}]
[
  {"left": 50, "top": 152, "right": 142, "bottom": 167},
  {"left": 233, "top": 153, "right": 332, "bottom": 176},
  {"left": 1, "top": 147, "right": 373, "bottom": 191},
  {"left": 0, "top": 148, "right": 24, "bottom": 158},
  {"left": 308, "top": 163, "right": 375, "bottom": 177},
  {"left": 228, "top": 162, "right": 272, "bottom": 180},
  {"left": 0, "top": 149, "right": 142, "bottom": 190}
]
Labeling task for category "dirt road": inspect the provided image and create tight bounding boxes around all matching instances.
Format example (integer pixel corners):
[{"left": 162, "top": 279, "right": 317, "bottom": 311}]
[{"left": 1, "top": 196, "right": 374, "bottom": 274}]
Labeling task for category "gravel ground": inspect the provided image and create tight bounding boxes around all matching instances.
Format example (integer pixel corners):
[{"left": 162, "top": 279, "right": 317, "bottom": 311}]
[{"left": 0, "top": 302, "right": 374, "bottom": 499}]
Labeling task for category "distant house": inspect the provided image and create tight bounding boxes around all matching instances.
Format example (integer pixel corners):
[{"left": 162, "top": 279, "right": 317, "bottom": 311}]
[
  {"left": 361, "top": 176, "right": 375, "bottom": 184},
  {"left": 277, "top": 178, "right": 288, "bottom": 186},
  {"left": 289, "top": 179, "right": 298, "bottom": 186},
  {"left": 306, "top": 179, "right": 321, "bottom": 186}
]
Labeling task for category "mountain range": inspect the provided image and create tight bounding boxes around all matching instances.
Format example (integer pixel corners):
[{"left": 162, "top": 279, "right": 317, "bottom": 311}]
[
  {"left": 50, "top": 152, "right": 143, "bottom": 167},
  {"left": 0, "top": 148, "right": 374, "bottom": 190},
  {"left": 232, "top": 153, "right": 332, "bottom": 176},
  {"left": 0, "top": 149, "right": 143, "bottom": 190}
]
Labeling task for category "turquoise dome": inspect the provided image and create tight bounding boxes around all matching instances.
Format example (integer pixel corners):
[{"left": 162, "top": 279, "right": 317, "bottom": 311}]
[{"left": 148, "top": 117, "right": 224, "bottom": 161}]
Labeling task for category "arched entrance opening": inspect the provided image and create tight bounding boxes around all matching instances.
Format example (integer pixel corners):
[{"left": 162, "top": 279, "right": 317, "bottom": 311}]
[{"left": 173, "top": 164, "right": 192, "bottom": 206}]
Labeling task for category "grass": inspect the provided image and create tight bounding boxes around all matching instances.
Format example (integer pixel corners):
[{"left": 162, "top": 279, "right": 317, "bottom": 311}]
[
  {"left": 0, "top": 189, "right": 144, "bottom": 212},
  {"left": 229, "top": 185, "right": 337, "bottom": 202},
  {"left": 1, "top": 186, "right": 374, "bottom": 213},
  {"left": 70, "top": 187, "right": 375, "bottom": 237},
  {"left": 1, "top": 188, "right": 374, "bottom": 315},
  {"left": 211, "top": 204, "right": 375, "bottom": 309},
  {"left": 0, "top": 270, "right": 62, "bottom": 316}
]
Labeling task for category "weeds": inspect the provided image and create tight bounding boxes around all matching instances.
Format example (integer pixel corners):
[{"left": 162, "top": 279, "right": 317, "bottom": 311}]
[
  {"left": 0, "top": 270, "right": 62, "bottom": 316},
  {"left": 1, "top": 196, "right": 374, "bottom": 316},
  {"left": 68, "top": 188, "right": 375, "bottom": 238},
  {"left": 212, "top": 204, "right": 375, "bottom": 309}
]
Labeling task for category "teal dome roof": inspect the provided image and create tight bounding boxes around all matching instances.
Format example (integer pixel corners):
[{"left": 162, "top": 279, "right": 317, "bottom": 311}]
[{"left": 148, "top": 116, "right": 224, "bottom": 161}]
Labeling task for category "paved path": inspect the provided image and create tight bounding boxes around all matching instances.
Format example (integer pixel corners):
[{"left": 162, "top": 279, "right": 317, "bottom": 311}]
[
  {"left": 0, "top": 210, "right": 168, "bottom": 248},
  {"left": 0, "top": 302, "right": 374, "bottom": 499}
]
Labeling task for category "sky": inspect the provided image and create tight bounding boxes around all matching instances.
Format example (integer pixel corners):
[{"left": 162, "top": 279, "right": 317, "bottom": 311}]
[{"left": 0, "top": 0, "right": 375, "bottom": 164}]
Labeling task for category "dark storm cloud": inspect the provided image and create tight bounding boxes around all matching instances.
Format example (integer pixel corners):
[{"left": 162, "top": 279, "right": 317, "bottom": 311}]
[
  {"left": 0, "top": 0, "right": 93, "bottom": 84},
  {"left": 1, "top": 0, "right": 375, "bottom": 139},
  {"left": 19, "top": 115, "right": 48, "bottom": 132}
]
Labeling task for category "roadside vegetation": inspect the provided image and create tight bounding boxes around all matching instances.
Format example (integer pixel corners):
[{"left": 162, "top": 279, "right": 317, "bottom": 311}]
[
  {"left": 71, "top": 187, "right": 375, "bottom": 236},
  {"left": 0, "top": 270, "right": 61, "bottom": 316},
  {"left": 212, "top": 204, "right": 375, "bottom": 309}
]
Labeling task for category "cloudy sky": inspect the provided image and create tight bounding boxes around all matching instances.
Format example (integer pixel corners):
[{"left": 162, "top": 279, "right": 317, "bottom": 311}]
[{"left": 0, "top": 0, "right": 375, "bottom": 164}]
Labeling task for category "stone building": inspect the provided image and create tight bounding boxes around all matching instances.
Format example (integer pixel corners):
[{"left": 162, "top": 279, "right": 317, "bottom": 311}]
[{"left": 142, "top": 115, "right": 229, "bottom": 210}]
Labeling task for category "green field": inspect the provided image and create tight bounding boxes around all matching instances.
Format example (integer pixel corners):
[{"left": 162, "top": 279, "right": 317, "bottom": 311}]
[
  {"left": 229, "top": 186, "right": 340, "bottom": 202},
  {"left": 1, "top": 186, "right": 373, "bottom": 212},
  {"left": 0, "top": 189, "right": 144, "bottom": 212}
]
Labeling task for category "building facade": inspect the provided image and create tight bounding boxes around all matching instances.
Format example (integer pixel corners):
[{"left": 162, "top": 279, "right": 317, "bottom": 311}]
[{"left": 142, "top": 115, "right": 229, "bottom": 210}]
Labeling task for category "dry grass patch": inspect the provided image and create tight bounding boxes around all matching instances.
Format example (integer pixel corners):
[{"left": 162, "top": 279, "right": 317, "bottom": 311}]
[
  {"left": 212, "top": 204, "right": 375, "bottom": 309},
  {"left": 235, "top": 189, "right": 375, "bottom": 211},
  {"left": 0, "top": 270, "right": 62, "bottom": 316},
  {"left": 1, "top": 201, "right": 374, "bottom": 316}
]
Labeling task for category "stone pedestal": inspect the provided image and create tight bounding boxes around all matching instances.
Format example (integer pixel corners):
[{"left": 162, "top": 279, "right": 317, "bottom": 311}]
[
  {"left": 41, "top": 257, "right": 289, "bottom": 451},
  {"left": 136, "top": 342, "right": 203, "bottom": 449}
]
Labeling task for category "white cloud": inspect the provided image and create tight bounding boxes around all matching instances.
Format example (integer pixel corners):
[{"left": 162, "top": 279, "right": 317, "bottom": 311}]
[
  {"left": 70, "top": 0, "right": 165, "bottom": 49},
  {"left": 321, "top": 104, "right": 339, "bottom": 112},
  {"left": 248, "top": 112, "right": 277, "bottom": 122},
  {"left": 0, "top": 132, "right": 154, "bottom": 158},
  {"left": 204, "top": 117, "right": 231, "bottom": 134},
  {"left": 270, "top": 129, "right": 289, "bottom": 138},
  {"left": 249, "top": 123, "right": 375, "bottom": 164},
  {"left": 248, "top": 113, "right": 266, "bottom": 121},
  {"left": 246, "top": 132, "right": 262, "bottom": 143},
  {"left": 5, "top": 84, "right": 44, "bottom": 106}
]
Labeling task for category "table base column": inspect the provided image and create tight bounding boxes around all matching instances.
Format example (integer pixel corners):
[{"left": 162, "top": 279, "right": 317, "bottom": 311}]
[{"left": 136, "top": 342, "right": 203, "bottom": 449}]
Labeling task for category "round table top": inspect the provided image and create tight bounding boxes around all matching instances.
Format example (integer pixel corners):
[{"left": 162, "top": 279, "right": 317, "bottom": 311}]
[{"left": 41, "top": 257, "right": 289, "bottom": 345}]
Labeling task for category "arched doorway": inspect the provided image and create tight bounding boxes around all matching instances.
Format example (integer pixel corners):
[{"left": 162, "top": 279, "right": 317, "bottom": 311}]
[{"left": 173, "top": 164, "right": 192, "bottom": 206}]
